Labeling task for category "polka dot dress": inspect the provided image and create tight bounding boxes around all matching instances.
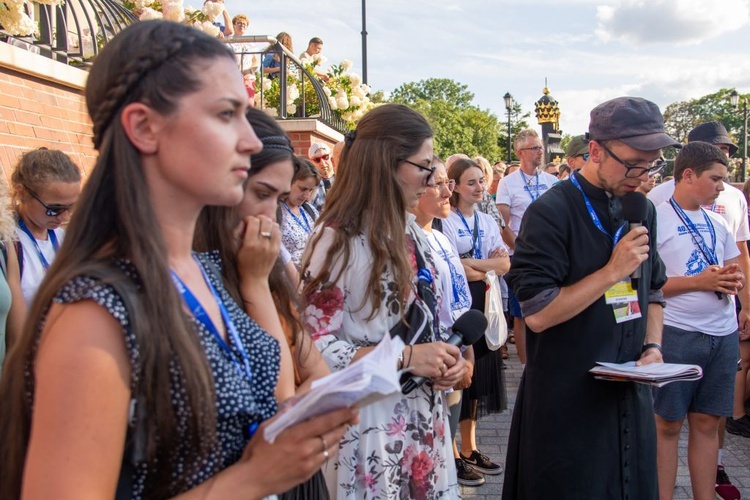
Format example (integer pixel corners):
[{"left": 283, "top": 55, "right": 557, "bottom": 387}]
[{"left": 25, "top": 255, "right": 280, "bottom": 498}]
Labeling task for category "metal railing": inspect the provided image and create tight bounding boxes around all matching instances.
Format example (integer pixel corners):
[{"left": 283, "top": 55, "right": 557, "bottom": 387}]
[
  {"left": 223, "top": 36, "right": 347, "bottom": 134},
  {"left": 0, "top": 0, "right": 136, "bottom": 66}
]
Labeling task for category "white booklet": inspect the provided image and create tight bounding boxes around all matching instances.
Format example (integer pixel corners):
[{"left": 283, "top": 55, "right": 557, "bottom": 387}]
[
  {"left": 589, "top": 361, "right": 703, "bottom": 387},
  {"left": 263, "top": 334, "right": 405, "bottom": 443}
]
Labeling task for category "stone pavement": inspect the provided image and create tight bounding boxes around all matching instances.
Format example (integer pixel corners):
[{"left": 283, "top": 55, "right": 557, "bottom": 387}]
[{"left": 458, "top": 342, "right": 750, "bottom": 499}]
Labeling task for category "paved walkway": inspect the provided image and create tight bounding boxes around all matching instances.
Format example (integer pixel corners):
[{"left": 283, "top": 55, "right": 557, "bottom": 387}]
[{"left": 458, "top": 342, "right": 750, "bottom": 499}]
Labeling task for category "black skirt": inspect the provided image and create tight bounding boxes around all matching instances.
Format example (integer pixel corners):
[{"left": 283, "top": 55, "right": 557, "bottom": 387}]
[
  {"left": 460, "top": 279, "right": 508, "bottom": 421},
  {"left": 278, "top": 469, "right": 330, "bottom": 500}
]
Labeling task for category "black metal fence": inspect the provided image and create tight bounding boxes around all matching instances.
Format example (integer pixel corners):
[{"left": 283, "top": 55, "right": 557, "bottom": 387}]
[{"left": 0, "top": 0, "right": 135, "bottom": 65}]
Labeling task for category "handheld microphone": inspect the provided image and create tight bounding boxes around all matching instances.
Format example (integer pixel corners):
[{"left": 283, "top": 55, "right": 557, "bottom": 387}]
[
  {"left": 401, "top": 310, "right": 487, "bottom": 395},
  {"left": 621, "top": 192, "right": 649, "bottom": 290}
]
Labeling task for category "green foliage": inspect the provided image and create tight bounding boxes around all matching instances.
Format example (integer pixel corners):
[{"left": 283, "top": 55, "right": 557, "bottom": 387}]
[{"left": 390, "top": 78, "right": 526, "bottom": 162}]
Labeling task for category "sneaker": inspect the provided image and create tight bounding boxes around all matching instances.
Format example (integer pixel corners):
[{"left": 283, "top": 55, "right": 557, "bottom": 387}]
[
  {"left": 455, "top": 458, "right": 485, "bottom": 487},
  {"left": 726, "top": 415, "right": 750, "bottom": 438},
  {"left": 460, "top": 450, "right": 504, "bottom": 475},
  {"left": 716, "top": 465, "right": 740, "bottom": 500}
]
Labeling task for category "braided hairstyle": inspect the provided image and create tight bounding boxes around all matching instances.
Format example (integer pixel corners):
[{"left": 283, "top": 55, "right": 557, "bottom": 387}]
[{"left": 0, "top": 21, "right": 236, "bottom": 498}]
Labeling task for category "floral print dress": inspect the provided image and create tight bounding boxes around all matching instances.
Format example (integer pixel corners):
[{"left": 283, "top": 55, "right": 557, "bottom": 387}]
[{"left": 303, "top": 214, "right": 459, "bottom": 499}]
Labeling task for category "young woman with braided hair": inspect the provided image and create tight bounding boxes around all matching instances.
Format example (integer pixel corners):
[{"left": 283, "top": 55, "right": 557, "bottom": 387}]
[{"left": 0, "top": 21, "right": 356, "bottom": 499}]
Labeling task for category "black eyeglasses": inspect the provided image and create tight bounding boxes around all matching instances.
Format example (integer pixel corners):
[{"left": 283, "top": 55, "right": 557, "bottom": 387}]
[
  {"left": 403, "top": 159, "right": 436, "bottom": 186},
  {"left": 26, "top": 187, "right": 73, "bottom": 217},
  {"left": 599, "top": 142, "right": 665, "bottom": 179},
  {"left": 578, "top": 153, "right": 590, "bottom": 161}
]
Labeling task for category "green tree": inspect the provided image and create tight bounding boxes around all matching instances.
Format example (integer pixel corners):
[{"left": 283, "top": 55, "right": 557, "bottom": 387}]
[{"left": 390, "top": 78, "right": 527, "bottom": 162}]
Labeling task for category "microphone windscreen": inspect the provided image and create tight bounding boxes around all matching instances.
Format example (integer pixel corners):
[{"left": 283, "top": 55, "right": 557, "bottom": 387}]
[
  {"left": 621, "top": 191, "right": 649, "bottom": 222},
  {"left": 451, "top": 310, "right": 487, "bottom": 346}
]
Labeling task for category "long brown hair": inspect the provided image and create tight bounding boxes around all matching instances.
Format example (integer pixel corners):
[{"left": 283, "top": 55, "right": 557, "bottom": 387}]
[
  {"left": 300, "top": 103, "right": 433, "bottom": 319},
  {"left": 448, "top": 157, "right": 483, "bottom": 207},
  {"left": 195, "top": 108, "right": 304, "bottom": 349},
  {"left": 0, "top": 21, "right": 236, "bottom": 498}
]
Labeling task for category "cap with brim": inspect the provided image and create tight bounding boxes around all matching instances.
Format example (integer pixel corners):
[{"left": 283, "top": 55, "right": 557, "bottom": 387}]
[
  {"left": 308, "top": 142, "right": 331, "bottom": 159},
  {"left": 566, "top": 135, "right": 589, "bottom": 157},
  {"left": 588, "top": 97, "right": 681, "bottom": 151},
  {"left": 687, "top": 121, "right": 738, "bottom": 156}
]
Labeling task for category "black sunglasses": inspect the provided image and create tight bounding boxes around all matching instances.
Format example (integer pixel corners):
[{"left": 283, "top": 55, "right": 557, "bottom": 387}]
[{"left": 26, "top": 187, "right": 73, "bottom": 217}]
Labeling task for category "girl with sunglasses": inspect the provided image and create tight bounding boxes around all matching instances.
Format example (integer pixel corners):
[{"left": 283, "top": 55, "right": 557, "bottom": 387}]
[
  {"left": 301, "top": 103, "right": 467, "bottom": 497},
  {"left": 11, "top": 148, "right": 81, "bottom": 304}
]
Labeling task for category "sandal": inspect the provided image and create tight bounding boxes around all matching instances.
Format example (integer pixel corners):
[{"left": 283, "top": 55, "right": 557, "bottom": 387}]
[{"left": 508, "top": 333, "right": 515, "bottom": 344}]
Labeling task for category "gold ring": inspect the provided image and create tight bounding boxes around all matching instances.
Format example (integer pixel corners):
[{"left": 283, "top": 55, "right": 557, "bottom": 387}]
[
  {"left": 439, "top": 363, "right": 447, "bottom": 374},
  {"left": 260, "top": 231, "right": 272, "bottom": 239}
]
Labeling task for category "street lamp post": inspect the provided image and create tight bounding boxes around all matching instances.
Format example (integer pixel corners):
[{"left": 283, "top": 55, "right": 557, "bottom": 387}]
[
  {"left": 504, "top": 92, "right": 514, "bottom": 163},
  {"left": 730, "top": 90, "right": 748, "bottom": 183},
  {"left": 361, "top": 0, "right": 368, "bottom": 85}
]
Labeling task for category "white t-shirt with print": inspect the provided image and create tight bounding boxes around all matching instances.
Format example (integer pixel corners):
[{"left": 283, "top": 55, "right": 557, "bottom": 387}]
[
  {"left": 496, "top": 169, "right": 558, "bottom": 242},
  {"left": 423, "top": 228, "right": 472, "bottom": 327},
  {"left": 656, "top": 202, "right": 740, "bottom": 336},
  {"left": 441, "top": 209, "right": 506, "bottom": 262},
  {"left": 649, "top": 179, "right": 750, "bottom": 242}
]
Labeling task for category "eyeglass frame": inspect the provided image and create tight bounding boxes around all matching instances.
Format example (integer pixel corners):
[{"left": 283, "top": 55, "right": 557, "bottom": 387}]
[
  {"left": 598, "top": 142, "right": 665, "bottom": 179},
  {"left": 520, "top": 145, "right": 543, "bottom": 152},
  {"left": 313, "top": 154, "right": 330, "bottom": 163},
  {"left": 402, "top": 159, "right": 437, "bottom": 186},
  {"left": 25, "top": 187, "right": 73, "bottom": 217},
  {"left": 430, "top": 179, "right": 456, "bottom": 192}
]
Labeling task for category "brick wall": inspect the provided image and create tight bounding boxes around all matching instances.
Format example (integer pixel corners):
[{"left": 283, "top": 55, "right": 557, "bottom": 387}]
[
  {"left": 0, "top": 63, "right": 95, "bottom": 184},
  {"left": 279, "top": 119, "right": 343, "bottom": 160}
]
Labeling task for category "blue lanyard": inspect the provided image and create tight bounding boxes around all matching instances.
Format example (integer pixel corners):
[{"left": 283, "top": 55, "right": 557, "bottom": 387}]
[
  {"left": 282, "top": 203, "right": 311, "bottom": 233},
  {"left": 520, "top": 170, "right": 541, "bottom": 202},
  {"left": 428, "top": 232, "right": 471, "bottom": 312},
  {"left": 170, "top": 258, "right": 254, "bottom": 385},
  {"left": 570, "top": 172, "right": 625, "bottom": 246},
  {"left": 456, "top": 209, "right": 481, "bottom": 259},
  {"left": 669, "top": 197, "right": 718, "bottom": 266},
  {"left": 17, "top": 219, "right": 59, "bottom": 270}
]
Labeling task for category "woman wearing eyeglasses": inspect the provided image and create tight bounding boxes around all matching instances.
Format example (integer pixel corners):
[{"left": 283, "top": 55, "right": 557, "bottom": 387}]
[
  {"left": 442, "top": 157, "right": 510, "bottom": 480},
  {"left": 301, "top": 103, "right": 466, "bottom": 497},
  {"left": 11, "top": 148, "right": 81, "bottom": 303}
]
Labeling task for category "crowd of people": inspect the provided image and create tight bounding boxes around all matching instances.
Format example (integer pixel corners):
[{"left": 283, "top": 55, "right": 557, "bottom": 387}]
[{"left": 3, "top": 18, "right": 750, "bottom": 500}]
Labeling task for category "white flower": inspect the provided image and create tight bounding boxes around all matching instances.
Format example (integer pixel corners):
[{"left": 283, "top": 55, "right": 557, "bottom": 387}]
[
  {"left": 201, "top": 1, "right": 223, "bottom": 21},
  {"left": 139, "top": 7, "right": 163, "bottom": 20},
  {"left": 254, "top": 93, "right": 262, "bottom": 106},
  {"left": 341, "top": 59, "right": 353, "bottom": 72},
  {"left": 287, "top": 85, "right": 299, "bottom": 100},
  {"left": 265, "top": 107, "right": 278, "bottom": 117},
  {"left": 336, "top": 94, "right": 349, "bottom": 110},
  {"left": 350, "top": 73, "right": 362, "bottom": 86},
  {"left": 342, "top": 111, "right": 354, "bottom": 122},
  {"left": 323, "top": 86, "right": 332, "bottom": 97},
  {"left": 328, "top": 97, "right": 338, "bottom": 110},
  {"left": 350, "top": 96, "right": 362, "bottom": 107},
  {"left": 194, "top": 20, "right": 220, "bottom": 37},
  {"left": 351, "top": 86, "right": 365, "bottom": 98},
  {"left": 361, "top": 84, "right": 372, "bottom": 94},
  {"left": 287, "top": 104, "right": 297, "bottom": 115},
  {"left": 184, "top": 4, "right": 197, "bottom": 14},
  {"left": 32, "top": 0, "right": 64, "bottom": 5},
  {"left": 0, "top": 7, "right": 37, "bottom": 36},
  {"left": 313, "top": 54, "right": 327, "bottom": 65},
  {"left": 134, "top": 0, "right": 154, "bottom": 10},
  {"left": 3, "top": 0, "right": 25, "bottom": 8},
  {"left": 261, "top": 79, "right": 273, "bottom": 91},
  {"left": 162, "top": 0, "right": 185, "bottom": 22}
]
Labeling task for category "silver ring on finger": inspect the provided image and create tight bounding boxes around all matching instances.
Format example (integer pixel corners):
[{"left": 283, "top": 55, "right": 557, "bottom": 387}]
[
  {"left": 319, "top": 435, "right": 329, "bottom": 461},
  {"left": 260, "top": 231, "right": 272, "bottom": 239}
]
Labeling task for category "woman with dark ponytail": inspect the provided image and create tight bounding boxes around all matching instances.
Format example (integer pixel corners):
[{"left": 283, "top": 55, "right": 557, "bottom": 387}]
[{"left": 0, "top": 20, "right": 355, "bottom": 499}]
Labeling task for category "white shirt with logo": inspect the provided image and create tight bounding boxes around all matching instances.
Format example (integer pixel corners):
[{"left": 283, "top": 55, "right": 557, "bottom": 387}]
[{"left": 496, "top": 169, "right": 559, "bottom": 238}]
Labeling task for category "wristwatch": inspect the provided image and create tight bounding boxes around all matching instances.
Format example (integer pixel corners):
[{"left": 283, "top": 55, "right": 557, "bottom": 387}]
[{"left": 641, "top": 342, "right": 662, "bottom": 354}]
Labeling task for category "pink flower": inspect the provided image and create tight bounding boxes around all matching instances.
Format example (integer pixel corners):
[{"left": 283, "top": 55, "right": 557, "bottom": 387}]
[
  {"left": 308, "top": 285, "right": 344, "bottom": 318},
  {"left": 435, "top": 418, "right": 445, "bottom": 441},
  {"left": 409, "top": 450, "right": 434, "bottom": 482},
  {"left": 385, "top": 415, "right": 406, "bottom": 437}
]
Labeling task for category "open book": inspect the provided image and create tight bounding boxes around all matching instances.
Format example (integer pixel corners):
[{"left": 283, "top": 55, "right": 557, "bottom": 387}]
[
  {"left": 589, "top": 361, "right": 703, "bottom": 387},
  {"left": 263, "top": 334, "right": 405, "bottom": 443}
]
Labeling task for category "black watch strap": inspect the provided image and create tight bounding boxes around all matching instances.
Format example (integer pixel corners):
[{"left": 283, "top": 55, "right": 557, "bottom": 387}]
[{"left": 641, "top": 342, "right": 662, "bottom": 353}]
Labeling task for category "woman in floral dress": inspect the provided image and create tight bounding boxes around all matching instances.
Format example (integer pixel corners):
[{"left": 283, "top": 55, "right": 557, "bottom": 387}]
[{"left": 301, "top": 103, "right": 467, "bottom": 499}]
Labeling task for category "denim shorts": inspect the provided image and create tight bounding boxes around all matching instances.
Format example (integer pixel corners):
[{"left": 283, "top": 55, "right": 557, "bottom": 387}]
[
  {"left": 508, "top": 288, "right": 523, "bottom": 318},
  {"left": 653, "top": 325, "right": 739, "bottom": 420}
]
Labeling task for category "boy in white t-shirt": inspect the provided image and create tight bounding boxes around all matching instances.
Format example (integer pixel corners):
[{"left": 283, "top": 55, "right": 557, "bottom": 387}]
[{"left": 654, "top": 142, "right": 743, "bottom": 500}]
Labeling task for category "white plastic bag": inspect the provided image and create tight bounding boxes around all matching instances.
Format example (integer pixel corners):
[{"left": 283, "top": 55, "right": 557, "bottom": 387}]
[{"left": 484, "top": 270, "right": 508, "bottom": 350}]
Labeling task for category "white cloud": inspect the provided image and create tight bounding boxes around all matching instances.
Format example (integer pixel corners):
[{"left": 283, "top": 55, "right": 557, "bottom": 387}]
[{"left": 596, "top": 0, "right": 750, "bottom": 45}]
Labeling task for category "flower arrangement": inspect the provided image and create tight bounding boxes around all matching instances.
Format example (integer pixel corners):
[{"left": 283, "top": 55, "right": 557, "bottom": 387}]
[
  {"left": 0, "top": 0, "right": 63, "bottom": 37},
  {"left": 254, "top": 54, "right": 374, "bottom": 130},
  {"left": 122, "top": 0, "right": 224, "bottom": 37}
]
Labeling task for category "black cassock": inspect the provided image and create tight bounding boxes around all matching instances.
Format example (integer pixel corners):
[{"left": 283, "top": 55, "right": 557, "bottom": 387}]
[{"left": 502, "top": 173, "right": 666, "bottom": 500}]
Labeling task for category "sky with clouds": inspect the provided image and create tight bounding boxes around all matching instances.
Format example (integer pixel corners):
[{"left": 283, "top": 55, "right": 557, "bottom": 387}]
[{"left": 225, "top": 0, "right": 750, "bottom": 137}]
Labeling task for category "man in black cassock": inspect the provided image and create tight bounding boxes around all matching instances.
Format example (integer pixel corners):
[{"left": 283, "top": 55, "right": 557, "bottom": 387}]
[{"left": 502, "top": 97, "right": 679, "bottom": 499}]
